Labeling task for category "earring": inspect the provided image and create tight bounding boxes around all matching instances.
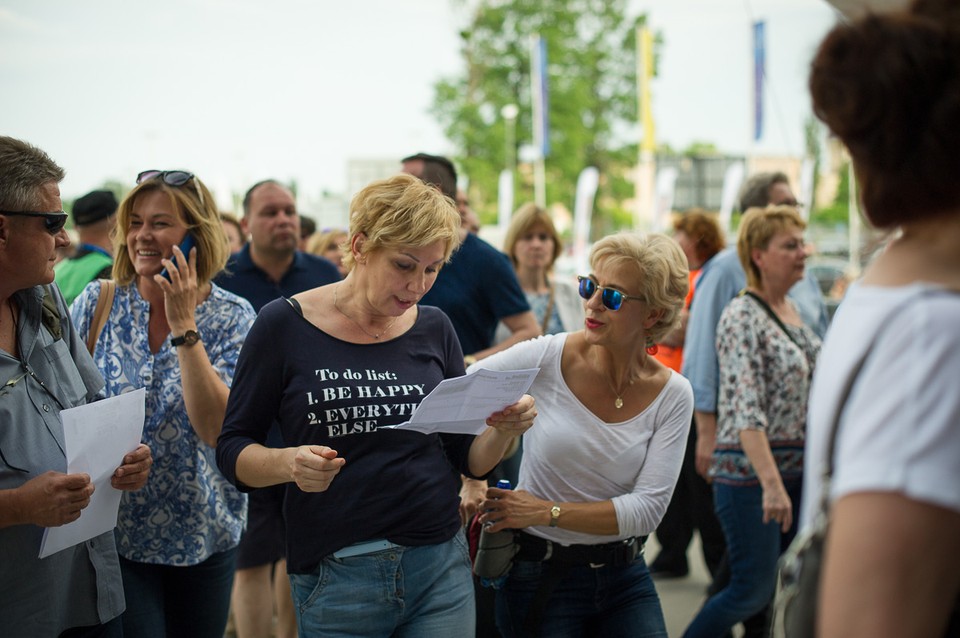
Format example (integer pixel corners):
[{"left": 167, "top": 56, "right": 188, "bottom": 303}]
[{"left": 645, "top": 337, "right": 659, "bottom": 356}]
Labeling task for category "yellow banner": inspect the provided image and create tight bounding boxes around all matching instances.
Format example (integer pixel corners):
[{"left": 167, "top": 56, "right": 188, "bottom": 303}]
[{"left": 639, "top": 27, "right": 655, "bottom": 153}]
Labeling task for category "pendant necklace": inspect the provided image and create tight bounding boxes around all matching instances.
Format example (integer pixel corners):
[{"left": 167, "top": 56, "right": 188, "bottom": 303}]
[
  {"left": 594, "top": 349, "right": 636, "bottom": 409},
  {"left": 334, "top": 284, "right": 399, "bottom": 340}
]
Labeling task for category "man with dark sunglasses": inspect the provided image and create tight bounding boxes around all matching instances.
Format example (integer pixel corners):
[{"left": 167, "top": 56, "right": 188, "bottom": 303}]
[{"left": 0, "top": 135, "right": 153, "bottom": 637}]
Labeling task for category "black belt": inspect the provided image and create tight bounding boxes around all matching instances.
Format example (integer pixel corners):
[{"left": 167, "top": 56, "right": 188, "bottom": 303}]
[{"left": 515, "top": 531, "right": 644, "bottom": 568}]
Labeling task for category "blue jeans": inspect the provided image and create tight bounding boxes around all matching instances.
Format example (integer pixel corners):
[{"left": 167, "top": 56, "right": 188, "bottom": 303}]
[
  {"left": 495, "top": 555, "right": 667, "bottom": 638},
  {"left": 683, "top": 480, "right": 801, "bottom": 638},
  {"left": 118, "top": 548, "right": 236, "bottom": 638},
  {"left": 289, "top": 532, "right": 475, "bottom": 637}
]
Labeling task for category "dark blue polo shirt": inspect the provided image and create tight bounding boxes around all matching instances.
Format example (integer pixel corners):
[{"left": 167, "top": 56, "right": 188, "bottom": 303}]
[
  {"left": 213, "top": 244, "right": 341, "bottom": 313},
  {"left": 421, "top": 233, "right": 530, "bottom": 355}
]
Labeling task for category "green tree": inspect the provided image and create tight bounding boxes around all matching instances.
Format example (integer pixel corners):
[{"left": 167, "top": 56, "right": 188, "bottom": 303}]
[{"left": 432, "top": 0, "right": 651, "bottom": 237}]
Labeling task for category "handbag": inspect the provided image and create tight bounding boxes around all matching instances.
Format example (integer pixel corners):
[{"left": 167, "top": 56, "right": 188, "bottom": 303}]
[{"left": 86, "top": 279, "right": 115, "bottom": 355}]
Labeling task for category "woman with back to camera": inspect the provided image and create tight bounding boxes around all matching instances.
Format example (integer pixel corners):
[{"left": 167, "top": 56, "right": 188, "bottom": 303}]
[
  {"left": 71, "top": 170, "right": 257, "bottom": 637},
  {"left": 802, "top": 2, "right": 960, "bottom": 635},
  {"left": 476, "top": 232, "right": 693, "bottom": 638},
  {"left": 683, "top": 205, "right": 821, "bottom": 638},
  {"left": 216, "top": 173, "right": 537, "bottom": 637}
]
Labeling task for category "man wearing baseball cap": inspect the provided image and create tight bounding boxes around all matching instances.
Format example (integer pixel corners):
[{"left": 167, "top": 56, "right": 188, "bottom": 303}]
[{"left": 54, "top": 189, "right": 117, "bottom": 305}]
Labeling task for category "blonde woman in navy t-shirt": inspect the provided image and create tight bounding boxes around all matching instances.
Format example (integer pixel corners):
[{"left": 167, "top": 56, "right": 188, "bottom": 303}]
[{"left": 217, "top": 174, "right": 536, "bottom": 637}]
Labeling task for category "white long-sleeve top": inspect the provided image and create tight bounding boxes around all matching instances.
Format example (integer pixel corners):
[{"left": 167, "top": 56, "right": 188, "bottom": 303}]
[{"left": 472, "top": 333, "right": 693, "bottom": 546}]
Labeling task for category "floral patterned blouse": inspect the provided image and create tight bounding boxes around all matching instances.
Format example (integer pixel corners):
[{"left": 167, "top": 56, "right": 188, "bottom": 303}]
[
  {"left": 71, "top": 281, "right": 256, "bottom": 565},
  {"left": 710, "top": 294, "right": 821, "bottom": 485}
]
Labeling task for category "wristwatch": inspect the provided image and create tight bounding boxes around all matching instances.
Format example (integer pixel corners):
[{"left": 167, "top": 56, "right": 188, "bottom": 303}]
[
  {"left": 549, "top": 504, "right": 561, "bottom": 527},
  {"left": 171, "top": 330, "right": 201, "bottom": 348}
]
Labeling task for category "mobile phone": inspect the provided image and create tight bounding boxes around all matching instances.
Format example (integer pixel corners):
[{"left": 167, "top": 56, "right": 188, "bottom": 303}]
[{"left": 160, "top": 233, "right": 197, "bottom": 281}]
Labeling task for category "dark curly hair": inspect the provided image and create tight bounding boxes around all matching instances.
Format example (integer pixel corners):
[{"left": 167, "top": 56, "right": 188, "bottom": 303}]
[{"left": 809, "top": 2, "right": 960, "bottom": 228}]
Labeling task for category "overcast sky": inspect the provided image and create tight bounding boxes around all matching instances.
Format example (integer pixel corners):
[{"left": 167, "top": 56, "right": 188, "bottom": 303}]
[{"left": 1, "top": 0, "right": 840, "bottom": 213}]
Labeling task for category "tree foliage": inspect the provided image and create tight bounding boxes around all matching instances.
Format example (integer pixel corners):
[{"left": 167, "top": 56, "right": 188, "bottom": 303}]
[{"left": 432, "top": 0, "right": 650, "bottom": 236}]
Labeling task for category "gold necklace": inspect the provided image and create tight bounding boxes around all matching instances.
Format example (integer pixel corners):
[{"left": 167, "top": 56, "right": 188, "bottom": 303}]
[
  {"left": 593, "top": 349, "right": 637, "bottom": 409},
  {"left": 334, "top": 284, "right": 399, "bottom": 340}
]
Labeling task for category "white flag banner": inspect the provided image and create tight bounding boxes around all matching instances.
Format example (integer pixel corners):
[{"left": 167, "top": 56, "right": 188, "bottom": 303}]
[
  {"left": 572, "top": 167, "right": 599, "bottom": 274},
  {"left": 498, "top": 169, "right": 514, "bottom": 235},
  {"left": 799, "top": 157, "right": 816, "bottom": 222},
  {"left": 653, "top": 167, "right": 678, "bottom": 232},
  {"left": 719, "top": 161, "right": 745, "bottom": 235}
]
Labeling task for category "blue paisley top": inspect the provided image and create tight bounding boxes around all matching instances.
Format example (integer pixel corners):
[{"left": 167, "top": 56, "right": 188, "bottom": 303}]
[{"left": 71, "top": 281, "right": 255, "bottom": 566}]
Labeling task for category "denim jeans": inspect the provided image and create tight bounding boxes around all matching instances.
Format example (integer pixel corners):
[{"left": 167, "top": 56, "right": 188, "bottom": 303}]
[
  {"left": 495, "top": 555, "right": 667, "bottom": 638},
  {"left": 288, "top": 532, "right": 475, "bottom": 638},
  {"left": 683, "top": 480, "right": 802, "bottom": 638},
  {"left": 118, "top": 547, "right": 236, "bottom": 638}
]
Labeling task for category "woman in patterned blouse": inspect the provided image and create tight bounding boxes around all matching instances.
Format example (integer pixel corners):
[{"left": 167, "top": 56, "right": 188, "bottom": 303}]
[
  {"left": 684, "top": 205, "right": 821, "bottom": 638},
  {"left": 71, "top": 171, "right": 256, "bottom": 638}
]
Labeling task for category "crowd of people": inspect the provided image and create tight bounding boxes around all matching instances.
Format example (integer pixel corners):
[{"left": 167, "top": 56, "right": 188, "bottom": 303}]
[{"left": 2, "top": 2, "right": 959, "bottom": 636}]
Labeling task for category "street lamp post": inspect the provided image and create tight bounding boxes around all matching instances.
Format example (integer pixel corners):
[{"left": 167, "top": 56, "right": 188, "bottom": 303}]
[
  {"left": 499, "top": 103, "right": 520, "bottom": 233},
  {"left": 501, "top": 103, "right": 519, "bottom": 173}
]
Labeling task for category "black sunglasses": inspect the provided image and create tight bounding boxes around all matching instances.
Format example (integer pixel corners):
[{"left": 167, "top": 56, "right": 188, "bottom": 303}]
[
  {"left": 0, "top": 210, "right": 69, "bottom": 234},
  {"left": 136, "top": 170, "right": 204, "bottom": 205},
  {"left": 577, "top": 275, "right": 643, "bottom": 311}
]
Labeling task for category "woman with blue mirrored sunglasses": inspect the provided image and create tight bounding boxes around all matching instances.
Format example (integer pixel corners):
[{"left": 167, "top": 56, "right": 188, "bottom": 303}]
[{"left": 472, "top": 232, "right": 694, "bottom": 638}]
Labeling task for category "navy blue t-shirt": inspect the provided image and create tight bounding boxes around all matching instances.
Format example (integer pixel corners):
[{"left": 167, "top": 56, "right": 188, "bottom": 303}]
[
  {"left": 214, "top": 245, "right": 341, "bottom": 313},
  {"left": 217, "top": 301, "right": 479, "bottom": 574},
  {"left": 421, "top": 233, "right": 530, "bottom": 355}
]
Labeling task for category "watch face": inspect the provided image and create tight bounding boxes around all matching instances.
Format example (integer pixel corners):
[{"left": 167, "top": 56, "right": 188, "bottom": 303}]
[{"left": 184, "top": 330, "right": 200, "bottom": 345}]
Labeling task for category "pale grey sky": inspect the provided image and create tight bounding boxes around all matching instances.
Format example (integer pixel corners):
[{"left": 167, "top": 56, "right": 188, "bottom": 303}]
[{"left": 1, "top": 0, "right": 839, "bottom": 214}]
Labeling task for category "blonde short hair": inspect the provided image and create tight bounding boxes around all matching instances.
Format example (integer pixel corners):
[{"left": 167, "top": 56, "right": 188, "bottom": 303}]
[
  {"left": 589, "top": 232, "right": 689, "bottom": 344},
  {"left": 503, "top": 203, "right": 563, "bottom": 270},
  {"left": 737, "top": 205, "right": 806, "bottom": 289},
  {"left": 344, "top": 174, "right": 461, "bottom": 272},
  {"left": 112, "top": 175, "right": 229, "bottom": 286},
  {"left": 305, "top": 228, "right": 347, "bottom": 258}
]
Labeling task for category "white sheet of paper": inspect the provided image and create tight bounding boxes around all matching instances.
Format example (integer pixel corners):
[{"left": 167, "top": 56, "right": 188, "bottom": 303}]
[
  {"left": 385, "top": 367, "right": 539, "bottom": 435},
  {"left": 39, "top": 388, "right": 146, "bottom": 559}
]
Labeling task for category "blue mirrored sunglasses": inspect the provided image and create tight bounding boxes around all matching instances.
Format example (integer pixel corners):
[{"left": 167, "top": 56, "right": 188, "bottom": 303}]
[
  {"left": 0, "top": 210, "right": 68, "bottom": 234},
  {"left": 577, "top": 275, "right": 643, "bottom": 311}
]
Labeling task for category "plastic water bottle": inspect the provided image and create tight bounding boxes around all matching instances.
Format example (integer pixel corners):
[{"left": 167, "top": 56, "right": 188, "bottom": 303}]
[{"left": 474, "top": 479, "right": 517, "bottom": 589}]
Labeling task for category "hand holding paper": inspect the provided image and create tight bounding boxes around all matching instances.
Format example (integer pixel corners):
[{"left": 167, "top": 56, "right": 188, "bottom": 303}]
[
  {"left": 39, "top": 388, "right": 146, "bottom": 558},
  {"left": 385, "top": 367, "right": 539, "bottom": 435}
]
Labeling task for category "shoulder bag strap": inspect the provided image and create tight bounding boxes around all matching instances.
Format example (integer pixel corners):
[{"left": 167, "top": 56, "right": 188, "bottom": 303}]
[
  {"left": 86, "top": 279, "right": 116, "bottom": 355},
  {"left": 742, "top": 289, "right": 803, "bottom": 350}
]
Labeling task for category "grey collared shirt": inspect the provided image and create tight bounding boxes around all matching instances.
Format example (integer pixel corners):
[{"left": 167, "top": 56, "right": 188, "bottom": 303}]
[{"left": 0, "top": 284, "right": 124, "bottom": 637}]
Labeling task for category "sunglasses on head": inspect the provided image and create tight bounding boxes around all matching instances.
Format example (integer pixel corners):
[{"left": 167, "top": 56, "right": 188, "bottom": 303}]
[
  {"left": 136, "top": 170, "right": 204, "bottom": 205},
  {"left": 577, "top": 275, "right": 643, "bottom": 311},
  {"left": 0, "top": 210, "right": 69, "bottom": 234}
]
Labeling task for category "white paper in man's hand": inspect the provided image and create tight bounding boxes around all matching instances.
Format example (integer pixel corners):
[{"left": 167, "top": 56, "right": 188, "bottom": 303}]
[
  {"left": 39, "top": 388, "right": 146, "bottom": 558},
  {"left": 385, "top": 367, "right": 539, "bottom": 435}
]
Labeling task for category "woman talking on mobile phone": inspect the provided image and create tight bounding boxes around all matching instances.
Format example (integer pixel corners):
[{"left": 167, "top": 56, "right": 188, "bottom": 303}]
[{"left": 71, "top": 170, "right": 256, "bottom": 638}]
